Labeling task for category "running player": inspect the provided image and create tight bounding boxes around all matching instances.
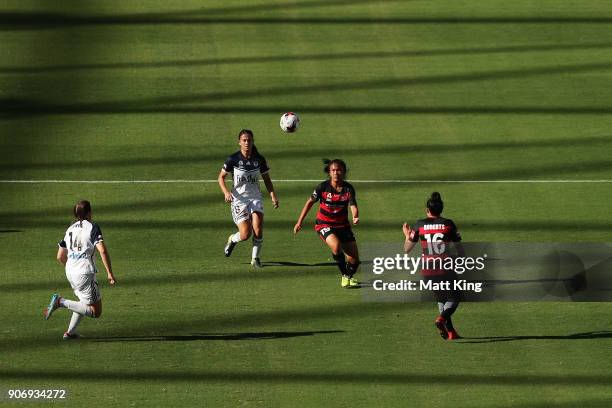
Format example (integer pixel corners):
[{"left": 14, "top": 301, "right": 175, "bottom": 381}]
[
  {"left": 44, "top": 200, "right": 116, "bottom": 340},
  {"left": 218, "top": 129, "right": 279, "bottom": 268},
  {"left": 403, "top": 192, "right": 464, "bottom": 340},
  {"left": 294, "top": 159, "right": 360, "bottom": 288}
]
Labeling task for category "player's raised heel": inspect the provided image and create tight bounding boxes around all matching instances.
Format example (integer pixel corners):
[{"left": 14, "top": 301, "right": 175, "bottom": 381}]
[
  {"left": 435, "top": 316, "right": 449, "bottom": 340},
  {"left": 447, "top": 329, "right": 461, "bottom": 340},
  {"left": 63, "top": 332, "right": 80, "bottom": 340},
  {"left": 224, "top": 235, "right": 237, "bottom": 257},
  {"left": 44, "top": 293, "right": 60, "bottom": 320},
  {"left": 251, "top": 258, "right": 262, "bottom": 268}
]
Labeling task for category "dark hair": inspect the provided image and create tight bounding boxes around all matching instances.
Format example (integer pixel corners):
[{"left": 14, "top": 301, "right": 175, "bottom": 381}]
[
  {"left": 238, "top": 129, "right": 259, "bottom": 155},
  {"left": 323, "top": 159, "right": 347, "bottom": 177},
  {"left": 427, "top": 192, "right": 444, "bottom": 216},
  {"left": 74, "top": 200, "right": 91, "bottom": 226}
]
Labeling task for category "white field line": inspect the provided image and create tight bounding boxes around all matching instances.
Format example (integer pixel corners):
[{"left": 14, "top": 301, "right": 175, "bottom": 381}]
[{"left": 0, "top": 179, "right": 611, "bottom": 184}]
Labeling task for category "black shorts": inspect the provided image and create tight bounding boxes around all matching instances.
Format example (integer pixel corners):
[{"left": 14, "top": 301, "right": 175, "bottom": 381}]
[
  {"left": 426, "top": 275, "right": 462, "bottom": 303},
  {"left": 317, "top": 226, "right": 356, "bottom": 243}
]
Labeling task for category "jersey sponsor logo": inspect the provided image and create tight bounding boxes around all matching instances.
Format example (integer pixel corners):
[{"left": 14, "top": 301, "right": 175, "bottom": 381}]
[
  {"left": 237, "top": 174, "right": 259, "bottom": 183},
  {"left": 323, "top": 192, "right": 349, "bottom": 201},
  {"left": 68, "top": 252, "right": 89, "bottom": 260}
]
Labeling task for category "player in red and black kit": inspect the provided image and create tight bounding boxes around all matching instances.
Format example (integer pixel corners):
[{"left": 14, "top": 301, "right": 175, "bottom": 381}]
[
  {"left": 403, "top": 192, "right": 464, "bottom": 340},
  {"left": 294, "top": 159, "right": 360, "bottom": 288}
]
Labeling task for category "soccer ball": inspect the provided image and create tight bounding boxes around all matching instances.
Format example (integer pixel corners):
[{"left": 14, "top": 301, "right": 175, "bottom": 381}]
[{"left": 280, "top": 112, "right": 300, "bottom": 133}]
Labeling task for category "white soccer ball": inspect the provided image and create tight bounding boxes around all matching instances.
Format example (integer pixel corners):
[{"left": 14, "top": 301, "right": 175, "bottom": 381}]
[{"left": 280, "top": 112, "right": 300, "bottom": 133}]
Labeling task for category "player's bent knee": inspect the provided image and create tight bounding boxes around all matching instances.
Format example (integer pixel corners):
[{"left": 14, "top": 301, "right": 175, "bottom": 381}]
[
  {"left": 240, "top": 231, "right": 252, "bottom": 241},
  {"left": 90, "top": 303, "right": 102, "bottom": 318},
  {"left": 330, "top": 246, "right": 342, "bottom": 256},
  {"left": 346, "top": 254, "right": 359, "bottom": 263},
  {"left": 326, "top": 240, "right": 342, "bottom": 254}
]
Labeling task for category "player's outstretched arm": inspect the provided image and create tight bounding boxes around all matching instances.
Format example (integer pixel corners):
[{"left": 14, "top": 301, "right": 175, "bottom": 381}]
[
  {"left": 294, "top": 198, "right": 316, "bottom": 234},
  {"left": 218, "top": 169, "right": 232, "bottom": 203},
  {"left": 403, "top": 223, "right": 416, "bottom": 253},
  {"left": 96, "top": 241, "right": 116, "bottom": 285},
  {"left": 350, "top": 205, "right": 359, "bottom": 225},
  {"left": 261, "top": 173, "right": 279, "bottom": 209},
  {"left": 56, "top": 247, "right": 67, "bottom": 265}
]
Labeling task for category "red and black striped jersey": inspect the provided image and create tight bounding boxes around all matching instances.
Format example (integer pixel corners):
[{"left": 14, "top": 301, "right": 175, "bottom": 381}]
[
  {"left": 408, "top": 216, "right": 461, "bottom": 276},
  {"left": 311, "top": 180, "right": 357, "bottom": 229}
]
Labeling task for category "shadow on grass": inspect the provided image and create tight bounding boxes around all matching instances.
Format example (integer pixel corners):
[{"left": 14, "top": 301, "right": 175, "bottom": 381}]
[
  {"left": 0, "top": 191, "right": 223, "bottom": 220},
  {"left": 2, "top": 302, "right": 422, "bottom": 351},
  {"left": 2, "top": 218, "right": 612, "bottom": 232},
  {"left": 262, "top": 261, "right": 336, "bottom": 267},
  {"left": 0, "top": 0, "right": 408, "bottom": 30},
  {"left": 0, "top": 369, "right": 610, "bottom": 386},
  {"left": 4, "top": 42, "right": 612, "bottom": 74},
  {"left": 3, "top": 60, "right": 612, "bottom": 117},
  {"left": 0, "top": 229, "right": 21, "bottom": 233},
  {"left": 0, "top": 265, "right": 340, "bottom": 293},
  {"left": 4, "top": 11, "right": 612, "bottom": 30},
  {"left": 2, "top": 134, "right": 611, "bottom": 172},
  {"left": 90, "top": 330, "right": 344, "bottom": 342},
  {"left": 459, "top": 331, "right": 612, "bottom": 343}
]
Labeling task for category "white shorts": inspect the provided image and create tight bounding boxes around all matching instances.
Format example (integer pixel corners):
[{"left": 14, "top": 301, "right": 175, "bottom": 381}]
[
  {"left": 66, "top": 269, "right": 101, "bottom": 305},
  {"left": 231, "top": 198, "right": 264, "bottom": 225}
]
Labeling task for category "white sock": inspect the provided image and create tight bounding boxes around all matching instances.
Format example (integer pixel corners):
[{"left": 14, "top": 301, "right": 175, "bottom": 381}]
[
  {"left": 230, "top": 232, "right": 242, "bottom": 243},
  {"left": 67, "top": 312, "right": 83, "bottom": 334},
  {"left": 62, "top": 299, "right": 93, "bottom": 317},
  {"left": 252, "top": 237, "right": 263, "bottom": 259}
]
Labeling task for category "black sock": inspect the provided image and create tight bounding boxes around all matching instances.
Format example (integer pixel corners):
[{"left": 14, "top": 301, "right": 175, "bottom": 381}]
[
  {"left": 445, "top": 317, "right": 454, "bottom": 331},
  {"left": 345, "top": 261, "right": 360, "bottom": 278},
  {"left": 333, "top": 252, "right": 347, "bottom": 275}
]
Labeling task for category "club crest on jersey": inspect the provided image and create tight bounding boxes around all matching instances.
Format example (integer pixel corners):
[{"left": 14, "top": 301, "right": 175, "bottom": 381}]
[{"left": 239, "top": 161, "right": 244, "bottom": 166}]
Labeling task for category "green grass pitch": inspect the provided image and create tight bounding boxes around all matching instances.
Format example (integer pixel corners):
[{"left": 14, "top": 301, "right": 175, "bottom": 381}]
[{"left": 1, "top": 1, "right": 612, "bottom": 406}]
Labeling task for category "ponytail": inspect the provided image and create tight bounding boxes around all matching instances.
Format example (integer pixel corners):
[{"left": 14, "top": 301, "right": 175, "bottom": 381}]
[
  {"left": 426, "top": 192, "right": 443, "bottom": 216},
  {"left": 74, "top": 200, "right": 91, "bottom": 226}
]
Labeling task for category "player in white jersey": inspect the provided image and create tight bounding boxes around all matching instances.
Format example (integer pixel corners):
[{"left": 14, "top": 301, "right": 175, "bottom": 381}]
[
  {"left": 44, "top": 200, "right": 116, "bottom": 340},
  {"left": 218, "top": 129, "right": 279, "bottom": 268}
]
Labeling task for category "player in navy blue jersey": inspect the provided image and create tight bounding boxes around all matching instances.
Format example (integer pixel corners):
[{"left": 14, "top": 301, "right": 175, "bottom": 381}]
[
  {"left": 218, "top": 129, "right": 279, "bottom": 268},
  {"left": 403, "top": 192, "right": 464, "bottom": 340},
  {"left": 294, "top": 159, "right": 360, "bottom": 288}
]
